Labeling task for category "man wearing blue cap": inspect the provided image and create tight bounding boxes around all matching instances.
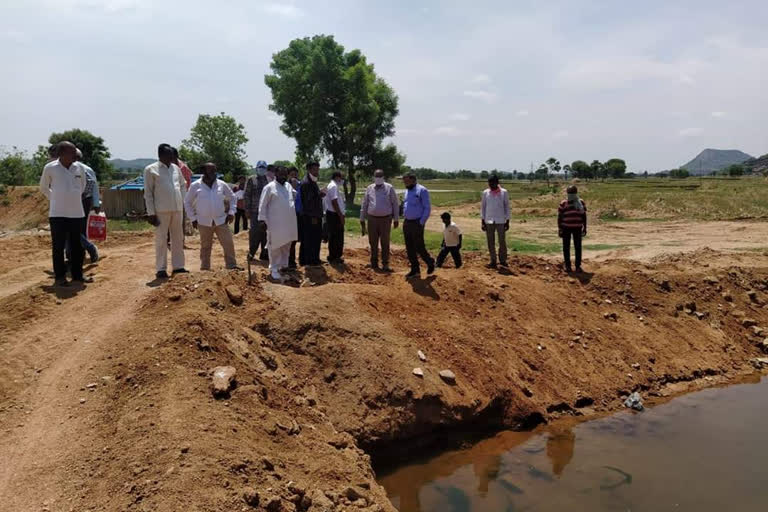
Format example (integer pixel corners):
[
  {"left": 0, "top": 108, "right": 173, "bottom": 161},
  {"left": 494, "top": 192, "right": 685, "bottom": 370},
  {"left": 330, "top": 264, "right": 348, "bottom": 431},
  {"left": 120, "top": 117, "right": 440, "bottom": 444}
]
[{"left": 244, "top": 160, "right": 269, "bottom": 261}]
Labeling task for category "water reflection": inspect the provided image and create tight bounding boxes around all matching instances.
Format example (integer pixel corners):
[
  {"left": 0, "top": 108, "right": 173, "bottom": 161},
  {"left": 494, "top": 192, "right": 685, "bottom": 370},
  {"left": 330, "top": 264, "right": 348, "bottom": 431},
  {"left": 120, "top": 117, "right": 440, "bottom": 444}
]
[{"left": 378, "top": 377, "right": 768, "bottom": 512}]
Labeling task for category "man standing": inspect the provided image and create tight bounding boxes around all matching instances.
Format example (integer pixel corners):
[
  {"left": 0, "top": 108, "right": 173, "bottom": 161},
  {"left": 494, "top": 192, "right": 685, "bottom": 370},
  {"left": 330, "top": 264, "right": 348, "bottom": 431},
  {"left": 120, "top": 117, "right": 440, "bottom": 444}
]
[
  {"left": 258, "top": 166, "right": 298, "bottom": 282},
  {"left": 360, "top": 169, "right": 399, "bottom": 271},
  {"left": 287, "top": 166, "right": 301, "bottom": 269},
  {"left": 481, "top": 174, "right": 510, "bottom": 268},
  {"left": 402, "top": 173, "right": 435, "bottom": 279},
  {"left": 558, "top": 185, "right": 587, "bottom": 273},
  {"left": 232, "top": 175, "right": 248, "bottom": 234},
  {"left": 324, "top": 170, "right": 346, "bottom": 264},
  {"left": 185, "top": 163, "right": 241, "bottom": 271},
  {"left": 65, "top": 148, "right": 100, "bottom": 264},
  {"left": 299, "top": 161, "right": 324, "bottom": 266},
  {"left": 39, "top": 141, "right": 93, "bottom": 286},
  {"left": 144, "top": 143, "right": 187, "bottom": 279},
  {"left": 244, "top": 160, "right": 269, "bottom": 261}
]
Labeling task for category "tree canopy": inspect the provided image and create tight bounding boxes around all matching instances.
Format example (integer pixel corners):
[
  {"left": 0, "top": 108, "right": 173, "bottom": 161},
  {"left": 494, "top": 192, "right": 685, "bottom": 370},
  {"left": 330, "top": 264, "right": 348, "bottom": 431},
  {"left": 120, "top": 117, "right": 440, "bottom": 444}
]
[
  {"left": 180, "top": 112, "right": 249, "bottom": 180},
  {"left": 48, "top": 128, "right": 113, "bottom": 180},
  {"left": 265, "top": 34, "right": 401, "bottom": 202}
]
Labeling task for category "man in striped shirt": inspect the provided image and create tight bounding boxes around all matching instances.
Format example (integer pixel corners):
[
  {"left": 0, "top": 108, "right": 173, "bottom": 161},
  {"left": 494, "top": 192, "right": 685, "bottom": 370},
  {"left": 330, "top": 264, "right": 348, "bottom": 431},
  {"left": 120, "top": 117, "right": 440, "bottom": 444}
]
[{"left": 557, "top": 185, "right": 587, "bottom": 273}]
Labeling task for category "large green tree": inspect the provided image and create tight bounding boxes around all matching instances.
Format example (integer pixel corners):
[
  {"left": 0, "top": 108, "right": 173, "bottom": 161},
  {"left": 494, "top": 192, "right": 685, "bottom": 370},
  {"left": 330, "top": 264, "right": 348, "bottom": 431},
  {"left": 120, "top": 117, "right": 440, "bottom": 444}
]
[
  {"left": 570, "top": 160, "right": 591, "bottom": 180},
  {"left": 265, "top": 34, "right": 400, "bottom": 203},
  {"left": 603, "top": 158, "right": 627, "bottom": 179},
  {"left": 181, "top": 112, "right": 249, "bottom": 180},
  {"left": 48, "top": 128, "right": 113, "bottom": 180}
]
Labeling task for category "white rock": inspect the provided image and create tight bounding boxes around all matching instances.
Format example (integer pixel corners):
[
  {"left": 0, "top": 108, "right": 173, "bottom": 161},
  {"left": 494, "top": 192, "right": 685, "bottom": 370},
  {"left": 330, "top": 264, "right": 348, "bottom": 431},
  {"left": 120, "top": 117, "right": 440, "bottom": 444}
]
[{"left": 417, "top": 350, "right": 427, "bottom": 362}]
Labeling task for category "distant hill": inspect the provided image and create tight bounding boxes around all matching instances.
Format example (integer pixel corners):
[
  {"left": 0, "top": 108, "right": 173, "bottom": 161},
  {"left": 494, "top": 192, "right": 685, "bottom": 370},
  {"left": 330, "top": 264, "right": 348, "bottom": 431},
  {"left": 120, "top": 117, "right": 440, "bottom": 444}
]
[
  {"left": 744, "top": 153, "right": 768, "bottom": 175},
  {"left": 681, "top": 149, "right": 753, "bottom": 175},
  {"left": 109, "top": 158, "right": 154, "bottom": 171}
]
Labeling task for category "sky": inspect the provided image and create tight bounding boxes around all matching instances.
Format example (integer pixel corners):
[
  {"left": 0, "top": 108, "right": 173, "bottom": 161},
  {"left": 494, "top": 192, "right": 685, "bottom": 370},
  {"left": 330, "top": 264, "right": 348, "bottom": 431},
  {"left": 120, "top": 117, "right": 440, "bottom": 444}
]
[{"left": 1, "top": 0, "right": 767, "bottom": 173}]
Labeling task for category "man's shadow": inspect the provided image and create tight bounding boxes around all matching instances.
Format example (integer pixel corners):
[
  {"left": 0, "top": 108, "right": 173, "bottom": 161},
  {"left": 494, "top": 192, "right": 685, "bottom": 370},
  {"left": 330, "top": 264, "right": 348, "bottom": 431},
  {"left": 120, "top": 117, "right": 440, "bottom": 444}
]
[
  {"left": 40, "top": 281, "right": 85, "bottom": 299},
  {"left": 408, "top": 275, "right": 439, "bottom": 300}
]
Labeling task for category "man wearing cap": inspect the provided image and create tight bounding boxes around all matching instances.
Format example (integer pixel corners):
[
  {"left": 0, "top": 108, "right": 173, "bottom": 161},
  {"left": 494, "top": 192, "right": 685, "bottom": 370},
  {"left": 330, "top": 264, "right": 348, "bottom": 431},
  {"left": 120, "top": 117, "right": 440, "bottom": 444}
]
[
  {"left": 481, "top": 174, "right": 510, "bottom": 268},
  {"left": 244, "top": 160, "right": 269, "bottom": 261}
]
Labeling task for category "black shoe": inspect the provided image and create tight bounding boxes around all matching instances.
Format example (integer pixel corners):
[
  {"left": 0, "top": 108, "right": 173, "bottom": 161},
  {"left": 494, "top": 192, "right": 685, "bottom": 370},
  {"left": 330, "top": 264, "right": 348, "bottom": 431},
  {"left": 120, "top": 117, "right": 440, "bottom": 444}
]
[
  {"left": 259, "top": 252, "right": 269, "bottom": 261},
  {"left": 382, "top": 266, "right": 393, "bottom": 273},
  {"left": 486, "top": 262, "right": 498, "bottom": 269},
  {"left": 73, "top": 276, "right": 94, "bottom": 283},
  {"left": 575, "top": 266, "right": 583, "bottom": 273},
  {"left": 499, "top": 261, "right": 508, "bottom": 267},
  {"left": 405, "top": 270, "right": 420, "bottom": 279},
  {"left": 156, "top": 270, "right": 169, "bottom": 279},
  {"left": 172, "top": 268, "right": 189, "bottom": 274},
  {"left": 288, "top": 263, "right": 297, "bottom": 270},
  {"left": 55, "top": 278, "right": 70, "bottom": 287},
  {"left": 565, "top": 267, "right": 573, "bottom": 273},
  {"left": 427, "top": 262, "right": 435, "bottom": 275},
  {"left": 89, "top": 252, "right": 99, "bottom": 264}
]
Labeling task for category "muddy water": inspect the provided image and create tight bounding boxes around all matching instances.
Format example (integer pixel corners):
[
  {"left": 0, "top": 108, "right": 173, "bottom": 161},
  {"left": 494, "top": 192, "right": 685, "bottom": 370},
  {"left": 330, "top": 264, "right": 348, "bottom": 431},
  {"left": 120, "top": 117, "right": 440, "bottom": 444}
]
[{"left": 378, "top": 376, "right": 768, "bottom": 511}]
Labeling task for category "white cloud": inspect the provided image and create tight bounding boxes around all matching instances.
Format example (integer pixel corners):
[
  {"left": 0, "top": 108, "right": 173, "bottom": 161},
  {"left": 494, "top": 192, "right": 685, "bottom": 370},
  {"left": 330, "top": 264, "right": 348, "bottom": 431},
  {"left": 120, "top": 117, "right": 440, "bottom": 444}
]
[
  {"left": 449, "top": 113, "right": 471, "bottom": 121},
  {"left": 711, "top": 111, "right": 726, "bottom": 118},
  {"left": 552, "top": 130, "right": 569, "bottom": 139},
  {"left": 397, "top": 128, "right": 424, "bottom": 135},
  {"left": 516, "top": 109, "right": 529, "bottom": 117},
  {"left": 463, "top": 90, "right": 497, "bottom": 103},
  {"left": 263, "top": 2, "right": 304, "bottom": 18},
  {"left": 678, "top": 127, "right": 703, "bottom": 137},
  {"left": 472, "top": 73, "right": 491, "bottom": 84},
  {"left": 434, "top": 125, "right": 462, "bottom": 136},
  {"left": 558, "top": 55, "right": 703, "bottom": 91}
]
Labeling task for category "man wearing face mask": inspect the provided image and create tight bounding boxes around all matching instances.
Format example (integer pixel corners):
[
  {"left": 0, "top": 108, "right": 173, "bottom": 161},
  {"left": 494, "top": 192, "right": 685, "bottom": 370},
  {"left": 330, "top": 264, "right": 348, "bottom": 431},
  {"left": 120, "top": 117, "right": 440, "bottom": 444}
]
[
  {"left": 299, "top": 161, "right": 325, "bottom": 266},
  {"left": 481, "top": 174, "right": 510, "bottom": 268},
  {"left": 360, "top": 169, "right": 399, "bottom": 271},
  {"left": 402, "top": 173, "right": 435, "bottom": 279},
  {"left": 324, "top": 170, "right": 346, "bottom": 264},
  {"left": 184, "top": 162, "right": 241, "bottom": 271},
  {"left": 244, "top": 160, "right": 269, "bottom": 261},
  {"left": 258, "top": 166, "right": 298, "bottom": 282}
]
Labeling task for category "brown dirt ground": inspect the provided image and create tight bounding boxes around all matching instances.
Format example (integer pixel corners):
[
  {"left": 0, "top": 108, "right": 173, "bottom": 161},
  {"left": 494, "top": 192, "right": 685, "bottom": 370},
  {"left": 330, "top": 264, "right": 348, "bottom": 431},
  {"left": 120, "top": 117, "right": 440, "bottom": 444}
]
[
  {"left": 2, "top": 220, "right": 768, "bottom": 511},
  {"left": 0, "top": 186, "right": 50, "bottom": 232}
]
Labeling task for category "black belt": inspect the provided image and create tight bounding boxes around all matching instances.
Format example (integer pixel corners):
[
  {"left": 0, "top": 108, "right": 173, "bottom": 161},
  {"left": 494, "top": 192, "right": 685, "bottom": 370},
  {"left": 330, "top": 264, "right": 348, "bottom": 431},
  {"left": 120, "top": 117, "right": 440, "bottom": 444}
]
[{"left": 404, "top": 218, "right": 421, "bottom": 222}]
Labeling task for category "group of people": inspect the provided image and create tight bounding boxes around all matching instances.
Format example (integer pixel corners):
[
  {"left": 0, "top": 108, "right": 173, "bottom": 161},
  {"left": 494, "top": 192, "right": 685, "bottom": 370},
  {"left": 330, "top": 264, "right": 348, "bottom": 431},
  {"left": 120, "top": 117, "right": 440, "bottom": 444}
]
[{"left": 40, "top": 140, "right": 589, "bottom": 287}]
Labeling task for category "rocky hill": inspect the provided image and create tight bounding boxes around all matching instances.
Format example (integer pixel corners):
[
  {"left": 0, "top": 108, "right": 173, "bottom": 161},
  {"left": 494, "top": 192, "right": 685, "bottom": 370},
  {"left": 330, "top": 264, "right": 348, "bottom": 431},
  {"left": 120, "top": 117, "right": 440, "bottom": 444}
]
[
  {"left": 681, "top": 149, "right": 753, "bottom": 175},
  {"left": 744, "top": 153, "right": 768, "bottom": 175}
]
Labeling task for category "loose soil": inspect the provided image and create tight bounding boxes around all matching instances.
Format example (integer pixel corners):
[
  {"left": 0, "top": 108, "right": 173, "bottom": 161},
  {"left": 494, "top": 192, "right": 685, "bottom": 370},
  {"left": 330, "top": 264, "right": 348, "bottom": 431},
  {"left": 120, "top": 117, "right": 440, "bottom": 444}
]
[{"left": 2, "top": 221, "right": 768, "bottom": 511}]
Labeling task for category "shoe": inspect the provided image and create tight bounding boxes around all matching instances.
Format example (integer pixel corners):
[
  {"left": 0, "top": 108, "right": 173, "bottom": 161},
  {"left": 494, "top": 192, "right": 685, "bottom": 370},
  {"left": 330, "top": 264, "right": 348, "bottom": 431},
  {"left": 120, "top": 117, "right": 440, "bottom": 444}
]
[
  {"left": 486, "top": 262, "right": 498, "bottom": 269},
  {"left": 499, "top": 261, "right": 508, "bottom": 267},
  {"left": 73, "top": 276, "right": 94, "bottom": 283},
  {"left": 368, "top": 263, "right": 380, "bottom": 269},
  {"left": 247, "top": 252, "right": 255, "bottom": 262},
  {"left": 565, "top": 267, "right": 573, "bottom": 273},
  {"left": 382, "top": 266, "right": 393, "bottom": 273},
  {"left": 55, "top": 278, "right": 70, "bottom": 287},
  {"left": 172, "top": 268, "right": 189, "bottom": 274},
  {"left": 427, "top": 262, "right": 435, "bottom": 275},
  {"left": 456, "top": 264, "right": 462, "bottom": 269},
  {"left": 270, "top": 271, "right": 285, "bottom": 282},
  {"left": 156, "top": 270, "right": 169, "bottom": 279},
  {"left": 89, "top": 251, "right": 99, "bottom": 264},
  {"left": 259, "top": 252, "right": 269, "bottom": 261},
  {"left": 405, "top": 269, "right": 420, "bottom": 279},
  {"left": 575, "top": 266, "right": 583, "bottom": 273},
  {"left": 228, "top": 266, "right": 245, "bottom": 271},
  {"left": 288, "top": 264, "right": 297, "bottom": 270}
]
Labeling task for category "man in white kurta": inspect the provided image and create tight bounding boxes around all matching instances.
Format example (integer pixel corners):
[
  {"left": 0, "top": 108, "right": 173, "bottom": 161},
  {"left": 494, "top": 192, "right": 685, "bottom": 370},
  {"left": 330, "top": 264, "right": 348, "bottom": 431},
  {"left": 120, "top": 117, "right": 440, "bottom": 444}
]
[{"left": 258, "top": 166, "right": 298, "bottom": 281}]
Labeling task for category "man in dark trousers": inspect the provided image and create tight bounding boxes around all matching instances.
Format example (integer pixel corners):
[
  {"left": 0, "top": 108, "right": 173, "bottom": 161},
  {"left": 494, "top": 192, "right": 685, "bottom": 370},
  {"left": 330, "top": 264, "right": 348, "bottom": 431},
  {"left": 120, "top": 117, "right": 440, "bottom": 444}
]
[
  {"left": 244, "top": 160, "right": 269, "bottom": 261},
  {"left": 558, "top": 185, "right": 587, "bottom": 273},
  {"left": 324, "top": 170, "right": 346, "bottom": 264},
  {"left": 401, "top": 173, "right": 435, "bottom": 279},
  {"left": 39, "top": 141, "right": 93, "bottom": 286},
  {"left": 299, "top": 162, "right": 325, "bottom": 266}
]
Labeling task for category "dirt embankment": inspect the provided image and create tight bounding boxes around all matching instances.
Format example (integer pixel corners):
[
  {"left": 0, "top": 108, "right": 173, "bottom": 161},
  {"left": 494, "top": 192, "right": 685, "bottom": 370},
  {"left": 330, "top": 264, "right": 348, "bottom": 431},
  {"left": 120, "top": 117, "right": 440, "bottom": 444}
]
[
  {"left": 0, "top": 186, "right": 49, "bottom": 232},
  {"left": 1, "top": 243, "right": 768, "bottom": 511}
]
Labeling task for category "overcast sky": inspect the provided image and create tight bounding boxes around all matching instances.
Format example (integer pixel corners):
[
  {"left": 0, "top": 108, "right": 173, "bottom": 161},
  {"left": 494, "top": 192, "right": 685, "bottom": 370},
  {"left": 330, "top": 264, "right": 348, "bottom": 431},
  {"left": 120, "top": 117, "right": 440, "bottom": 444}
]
[{"left": 1, "top": 0, "right": 766, "bottom": 172}]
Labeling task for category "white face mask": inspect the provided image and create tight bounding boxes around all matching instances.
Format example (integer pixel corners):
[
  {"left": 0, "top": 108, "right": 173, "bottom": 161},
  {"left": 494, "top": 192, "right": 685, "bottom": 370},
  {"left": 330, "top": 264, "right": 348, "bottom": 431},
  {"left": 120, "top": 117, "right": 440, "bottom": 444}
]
[
  {"left": 374, "top": 177, "right": 385, "bottom": 186},
  {"left": 308, "top": 173, "right": 318, "bottom": 182}
]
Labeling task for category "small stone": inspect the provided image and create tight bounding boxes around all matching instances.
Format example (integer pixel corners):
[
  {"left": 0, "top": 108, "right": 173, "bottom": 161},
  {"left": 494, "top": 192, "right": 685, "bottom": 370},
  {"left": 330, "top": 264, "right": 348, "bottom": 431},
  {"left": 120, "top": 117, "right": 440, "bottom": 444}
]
[
  {"left": 262, "top": 456, "right": 275, "bottom": 471},
  {"left": 180, "top": 445, "right": 190, "bottom": 454},
  {"left": 211, "top": 366, "right": 237, "bottom": 398},
  {"left": 603, "top": 312, "right": 618, "bottom": 321},
  {"left": 631, "top": 363, "right": 640, "bottom": 369},
  {"left": 605, "top": 299, "right": 612, "bottom": 304},
  {"left": 722, "top": 292, "right": 733, "bottom": 302},
  {"left": 168, "top": 292, "right": 182, "bottom": 302},
  {"left": 438, "top": 370, "right": 456, "bottom": 384},
  {"left": 658, "top": 280, "right": 672, "bottom": 292},
  {"left": 751, "top": 326, "right": 765, "bottom": 337},
  {"left": 225, "top": 285, "right": 243, "bottom": 305},
  {"left": 86, "top": 382, "right": 98, "bottom": 389},
  {"left": 243, "top": 488, "right": 260, "bottom": 507},
  {"left": 412, "top": 367, "right": 424, "bottom": 377},
  {"left": 750, "top": 357, "right": 768, "bottom": 369},
  {"left": 265, "top": 496, "right": 282, "bottom": 512},
  {"left": 742, "top": 318, "right": 758, "bottom": 328},
  {"left": 343, "top": 487, "right": 368, "bottom": 503},
  {"left": 324, "top": 370, "right": 336, "bottom": 383},
  {"left": 694, "top": 312, "right": 705, "bottom": 320},
  {"left": 417, "top": 350, "right": 427, "bottom": 362},
  {"left": 79, "top": 398, "right": 86, "bottom": 404},
  {"left": 747, "top": 290, "right": 759, "bottom": 303}
]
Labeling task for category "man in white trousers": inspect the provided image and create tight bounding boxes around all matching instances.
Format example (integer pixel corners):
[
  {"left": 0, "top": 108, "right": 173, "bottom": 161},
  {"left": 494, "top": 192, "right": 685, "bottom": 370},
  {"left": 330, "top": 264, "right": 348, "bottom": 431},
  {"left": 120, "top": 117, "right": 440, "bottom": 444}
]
[
  {"left": 258, "top": 166, "right": 297, "bottom": 282},
  {"left": 143, "top": 143, "right": 187, "bottom": 279}
]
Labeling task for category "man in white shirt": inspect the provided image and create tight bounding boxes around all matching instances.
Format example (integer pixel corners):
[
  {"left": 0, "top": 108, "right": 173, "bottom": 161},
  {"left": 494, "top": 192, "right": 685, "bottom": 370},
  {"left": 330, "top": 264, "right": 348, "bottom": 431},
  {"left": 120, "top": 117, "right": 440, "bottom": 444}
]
[
  {"left": 480, "top": 174, "right": 510, "bottom": 268},
  {"left": 184, "top": 163, "right": 241, "bottom": 271},
  {"left": 258, "top": 166, "right": 298, "bottom": 282},
  {"left": 323, "top": 170, "right": 346, "bottom": 264},
  {"left": 39, "top": 141, "right": 93, "bottom": 286},
  {"left": 144, "top": 143, "right": 187, "bottom": 279}
]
